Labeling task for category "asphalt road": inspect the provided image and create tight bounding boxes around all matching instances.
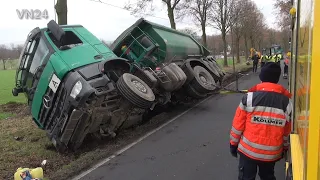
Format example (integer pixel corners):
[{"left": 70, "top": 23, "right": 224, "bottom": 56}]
[{"left": 78, "top": 65, "right": 288, "bottom": 180}]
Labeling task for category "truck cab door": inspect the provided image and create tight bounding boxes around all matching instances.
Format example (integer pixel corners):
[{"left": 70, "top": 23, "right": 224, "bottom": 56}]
[{"left": 13, "top": 28, "right": 51, "bottom": 105}]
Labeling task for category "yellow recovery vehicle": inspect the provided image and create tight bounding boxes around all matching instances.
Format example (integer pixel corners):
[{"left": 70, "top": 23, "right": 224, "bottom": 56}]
[{"left": 285, "top": 0, "right": 320, "bottom": 179}]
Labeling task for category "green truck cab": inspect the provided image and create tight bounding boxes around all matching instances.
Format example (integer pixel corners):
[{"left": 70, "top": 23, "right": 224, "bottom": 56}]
[{"left": 12, "top": 19, "right": 225, "bottom": 152}]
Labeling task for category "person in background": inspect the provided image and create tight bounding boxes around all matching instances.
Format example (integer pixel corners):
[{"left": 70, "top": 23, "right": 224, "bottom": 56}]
[
  {"left": 283, "top": 55, "right": 289, "bottom": 79},
  {"left": 251, "top": 52, "right": 259, "bottom": 73},
  {"left": 229, "top": 62, "right": 292, "bottom": 180}
]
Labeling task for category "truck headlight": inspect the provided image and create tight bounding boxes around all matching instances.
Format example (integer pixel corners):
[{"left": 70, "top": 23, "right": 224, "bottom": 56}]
[{"left": 70, "top": 81, "right": 82, "bottom": 98}]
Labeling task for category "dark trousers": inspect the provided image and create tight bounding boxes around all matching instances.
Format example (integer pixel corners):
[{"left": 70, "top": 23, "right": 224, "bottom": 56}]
[
  {"left": 238, "top": 154, "right": 276, "bottom": 180},
  {"left": 252, "top": 62, "right": 258, "bottom": 72},
  {"left": 284, "top": 65, "right": 288, "bottom": 74}
]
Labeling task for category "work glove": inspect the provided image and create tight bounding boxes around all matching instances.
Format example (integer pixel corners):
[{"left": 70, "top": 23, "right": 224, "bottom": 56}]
[{"left": 230, "top": 144, "right": 238, "bottom": 158}]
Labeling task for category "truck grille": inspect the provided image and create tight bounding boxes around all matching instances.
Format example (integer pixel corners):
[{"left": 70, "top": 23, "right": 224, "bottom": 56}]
[{"left": 39, "top": 82, "right": 67, "bottom": 133}]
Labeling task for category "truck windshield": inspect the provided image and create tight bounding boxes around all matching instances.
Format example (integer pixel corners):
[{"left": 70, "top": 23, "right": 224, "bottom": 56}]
[{"left": 29, "top": 38, "right": 49, "bottom": 74}]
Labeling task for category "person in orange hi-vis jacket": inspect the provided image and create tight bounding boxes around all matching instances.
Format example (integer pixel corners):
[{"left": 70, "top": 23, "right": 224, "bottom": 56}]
[
  {"left": 229, "top": 62, "right": 293, "bottom": 180},
  {"left": 283, "top": 56, "right": 289, "bottom": 79}
]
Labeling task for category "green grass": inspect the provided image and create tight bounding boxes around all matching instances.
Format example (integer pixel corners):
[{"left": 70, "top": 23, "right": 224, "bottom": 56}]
[
  {"left": 0, "top": 70, "right": 26, "bottom": 104},
  {"left": 215, "top": 56, "right": 246, "bottom": 67},
  {"left": 0, "top": 112, "right": 14, "bottom": 120}
]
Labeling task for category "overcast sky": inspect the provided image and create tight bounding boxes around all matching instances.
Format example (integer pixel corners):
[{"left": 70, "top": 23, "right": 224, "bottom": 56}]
[{"left": 0, "top": 0, "right": 277, "bottom": 45}]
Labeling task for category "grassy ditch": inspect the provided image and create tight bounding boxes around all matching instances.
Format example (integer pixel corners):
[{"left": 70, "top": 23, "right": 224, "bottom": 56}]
[
  {"left": 0, "top": 70, "right": 26, "bottom": 104},
  {"left": 0, "top": 61, "right": 252, "bottom": 180}
]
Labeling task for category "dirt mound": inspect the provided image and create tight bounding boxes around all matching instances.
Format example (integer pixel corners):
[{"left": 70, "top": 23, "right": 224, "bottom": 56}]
[{"left": 0, "top": 102, "right": 30, "bottom": 117}]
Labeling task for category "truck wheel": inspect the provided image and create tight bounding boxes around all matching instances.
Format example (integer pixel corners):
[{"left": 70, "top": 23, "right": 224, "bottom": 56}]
[
  {"left": 209, "top": 60, "right": 225, "bottom": 77},
  {"left": 186, "top": 84, "right": 207, "bottom": 99},
  {"left": 192, "top": 66, "right": 217, "bottom": 93},
  {"left": 162, "top": 65, "right": 180, "bottom": 92},
  {"left": 117, "top": 73, "right": 155, "bottom": 109},
  {"left": 168, "top": 63, "right": 187, "bottom": 90},
  {"left": 204, "top": 61, "right": 221, "bottom": 81}
]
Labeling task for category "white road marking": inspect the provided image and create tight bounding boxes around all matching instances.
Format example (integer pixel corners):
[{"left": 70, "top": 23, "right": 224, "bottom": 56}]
[{"left": 71, "top": 76, "right": 245, "bottom": 180}]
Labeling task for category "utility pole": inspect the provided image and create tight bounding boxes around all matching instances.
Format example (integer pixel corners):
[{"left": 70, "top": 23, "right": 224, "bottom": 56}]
[
  {"left": 55, "top": 0, "right": 67, "bottom": 25},
  {"left": 54, "top": 0, "right": 57, "bottom": 22}
]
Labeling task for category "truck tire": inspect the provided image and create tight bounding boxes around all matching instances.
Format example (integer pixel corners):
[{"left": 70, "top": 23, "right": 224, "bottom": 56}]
[
  {"left": 186, "top": 84, "right": 207, "bottom": 99},
  {"left": 208, "top": 60, "right": 224, "bottom": 77},
  {"left": 161, "top": 65, "right": 179, "bottom": 92},
  {"left": 168, "top": 63, "right": 187, "bottom": 90},
  {"left": 191, "top": 66, "right": 217, "bottom": 94},
  {"left": 203, "top": 61, "right": 221, "bottom": 81},
  {"left": 117, "top": 73, "right": 155, "bottom": 109}
]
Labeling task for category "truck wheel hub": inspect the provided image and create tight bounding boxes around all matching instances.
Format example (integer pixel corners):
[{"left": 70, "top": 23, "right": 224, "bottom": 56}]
[
  {"left": 132, "top": 80, "right": 147, "bottom": 93},
  {"left": 200, "top": 75, "right": 209, "bottom": 85}
]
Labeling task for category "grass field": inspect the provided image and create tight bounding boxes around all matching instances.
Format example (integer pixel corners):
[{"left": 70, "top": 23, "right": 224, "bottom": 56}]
[
  {"left": 0, "top": 59, "right": 251, "bottom": 179},
  {"left": 215, "top": 56, "right": 246, "bottom": 67},
  {"left": 0, "top": 70, "right": 26, "bottom": 105}
]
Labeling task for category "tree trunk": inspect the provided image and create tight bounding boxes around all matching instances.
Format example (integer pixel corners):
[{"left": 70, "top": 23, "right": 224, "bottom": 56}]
[
  {"left": 222, "top": 31, "right": 228, "bottom": 67},
  {"left": 231, "top": 29, "right": 235, "bottom": 62},
  {"left": 167, "top": 5, "right": 176, "bottom": 29},
  {"left": 55, "top": 0, "right": 68, "bottom": 25},
  {"left": 244, "top": 35, "right": 249, "bottom": 60},
  {"left": 258, "top": 40, "right": 262, "bottom": 51},
  {"left": 201, "top": 22, "right": 207, "bottom": 47},
  {"left": 250, "top": 36, "right": 255, "bottom": 49},
  {"left": 236, "top": 37, "right": 240, "bottom": 63},
  {"left": 2, "top": 60, "right": 6, "bottom": 70}
]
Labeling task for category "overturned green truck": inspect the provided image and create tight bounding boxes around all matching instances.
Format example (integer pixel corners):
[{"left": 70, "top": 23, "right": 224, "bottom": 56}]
[{"left": 12, "top": 19, "right": 225, "bottom": 152}]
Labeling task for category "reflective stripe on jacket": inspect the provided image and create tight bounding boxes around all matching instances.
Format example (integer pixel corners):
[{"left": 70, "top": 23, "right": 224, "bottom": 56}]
[
  {"left": 270, "top": 55, "right": 278, "bottom": 62},
  {"left": 277, "top": 54, "right": 283, "bottom": 61},
  {"left": 230, "top": 82, "right": 292, "bottom": 162}
]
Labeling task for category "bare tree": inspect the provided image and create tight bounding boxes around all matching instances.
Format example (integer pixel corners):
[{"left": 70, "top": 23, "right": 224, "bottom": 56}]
[
  {"left": 273, "top": 0, "right": 291, "bottom": 52},
  {"left": 0, "top": 45, "right": 8, "bottom": 70},
  {"left": 178, "top": 28, "right": 199, "bottom": 39},
  {"left": 209, "top": 0, "right": 236, "bottom": 67},
  {"left": 248, "top": 11, "right": 265, "bottom": 49},
  {"left": 237, "top": 0, "right": 265, "bottom": 59},
  {"left": 267, "top": 28, "right": 276, "bottom": 46},
  {"left": 0, "top": 44, "right": 24, "bottom": 69},
  {"left": 180, "top": 0, "right": 213, "bottom": 47},
  {"left": 280, "top": 28, "right": 290, "bottom": 52},
  {"left": 55, "top": 0, "right": 68, "bottom": 25},
  {"left": 274, "top": 0, "right": 291, "bottom": 30},
  {"left": 229, "top": 0, "right": 246, "bottom": 63},
  {"left": 207, "top": 35, "right": 223, "bottom": 56},
  {"left": 125, "top": 0, "right": 182, "bottom": 29}
]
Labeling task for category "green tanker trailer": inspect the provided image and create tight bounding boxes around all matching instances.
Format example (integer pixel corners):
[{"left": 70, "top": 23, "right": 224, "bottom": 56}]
[{"left": 110, "top": 18, "right": 225, "bottom": 100}]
